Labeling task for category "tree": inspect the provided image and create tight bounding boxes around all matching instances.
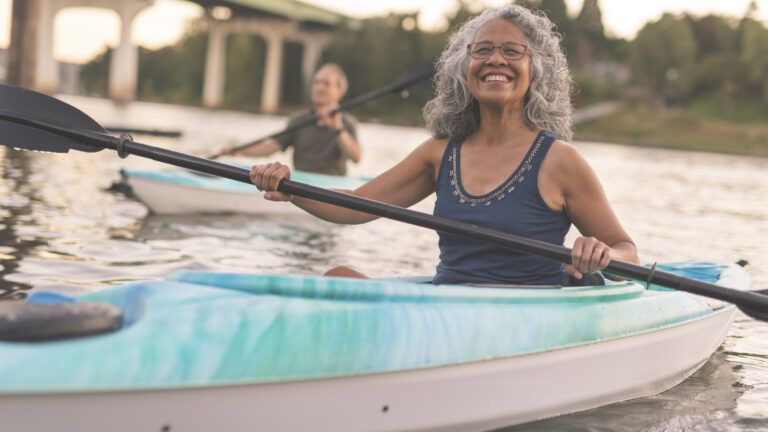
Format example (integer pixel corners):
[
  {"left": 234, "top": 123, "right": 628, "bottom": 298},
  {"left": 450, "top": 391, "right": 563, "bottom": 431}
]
[
  {"left": 741, "top": 18, "right": 768, "bottom": 101},
  {"left": 630, "top": 14, "right": 697, "bottom": 104},
  {"left": 448, "top": 0, "right": 485, "bottom": 32},
  {"left": 687, "top": 14, "right": 737, "bottom": 60},
  {"left": 79, "top": 49, "right": 110, "bottom": 97},
  {"left": 573, "top": 0, "right": 607, "bottom": 67},
  {"left": 136, "top": 29, "right": 206, "bottom": 105}
]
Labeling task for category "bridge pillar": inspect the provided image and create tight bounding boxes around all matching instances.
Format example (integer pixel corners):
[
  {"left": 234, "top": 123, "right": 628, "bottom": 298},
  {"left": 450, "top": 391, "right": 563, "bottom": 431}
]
[
  {"left": 34, "top": 0, "right": 58, "bottom": 94},
  {"left": 108, "top": 1, "right": 150, "bottom": 102},
  {"left": 260, "top": 32, "right": 285, "bottom": 113},
  {"left": 202, "top": 22, "right": 227, "bottom": 108}
]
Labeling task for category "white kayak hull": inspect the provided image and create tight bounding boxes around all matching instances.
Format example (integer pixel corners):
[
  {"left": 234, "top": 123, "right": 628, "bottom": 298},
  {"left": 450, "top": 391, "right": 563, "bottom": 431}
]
[
  {"left": 0, "top": 307, "right": 734, "bottom": 432},
  {"left": 121, "top": 167, "right": 368, "bottom": 215},
  {"left": 127, "top": 174, "right": 303, "bottom": 216}
]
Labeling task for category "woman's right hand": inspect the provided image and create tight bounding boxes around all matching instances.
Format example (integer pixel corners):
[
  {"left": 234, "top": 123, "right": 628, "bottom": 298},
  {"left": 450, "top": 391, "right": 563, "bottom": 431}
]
[{"left": 250, "top": 162, "right": 294, "bottom": 201}]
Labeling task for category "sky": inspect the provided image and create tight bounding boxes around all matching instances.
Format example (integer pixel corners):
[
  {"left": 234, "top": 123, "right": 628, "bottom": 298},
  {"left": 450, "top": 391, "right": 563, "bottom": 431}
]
[{"left": 0, "top": 0, "right": 766, "bottom": 64}]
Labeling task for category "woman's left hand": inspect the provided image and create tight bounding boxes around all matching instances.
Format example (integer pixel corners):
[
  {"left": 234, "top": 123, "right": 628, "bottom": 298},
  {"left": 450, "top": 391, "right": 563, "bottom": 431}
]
[{"left": 566, "top": 236, "right": 613, "bottom": 280}]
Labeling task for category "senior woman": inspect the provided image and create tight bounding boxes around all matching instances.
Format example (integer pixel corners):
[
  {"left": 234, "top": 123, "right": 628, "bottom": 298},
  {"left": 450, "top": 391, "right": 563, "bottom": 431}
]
[{"left": 250, "top": 5, "right": 640, "bottom": 286}]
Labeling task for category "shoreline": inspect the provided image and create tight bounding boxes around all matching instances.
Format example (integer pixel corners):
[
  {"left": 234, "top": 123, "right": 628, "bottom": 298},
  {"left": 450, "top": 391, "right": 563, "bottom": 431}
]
[{"left": 572, "top": 104, "right": 768, "bottom": 158}]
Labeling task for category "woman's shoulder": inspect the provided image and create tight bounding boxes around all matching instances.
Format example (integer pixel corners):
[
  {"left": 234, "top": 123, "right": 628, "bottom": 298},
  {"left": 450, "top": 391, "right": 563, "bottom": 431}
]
[
  {"left": 544, "top": 138, "right": 585, "bottom": 165},
  {"left": 542, "top": 140, "right": 603, "bottom": 201},
  {"left": 421, "top": 135, "right": 451, "bottom": 150},
  {"left": 403, "top": 136, "right": 451, "bottom": 169},
  {"left": 541, "top": 137, "right": 595, "bottom": 178},
  {"left": 400, "top": 135, "right": 448, "bottom": 155}
]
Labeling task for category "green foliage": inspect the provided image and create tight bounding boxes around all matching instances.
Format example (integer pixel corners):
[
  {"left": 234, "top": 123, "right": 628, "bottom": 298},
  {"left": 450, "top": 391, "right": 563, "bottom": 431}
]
[
  {"left": 322, "top": 13, "right": 443, "bottom": 120},
  {"left": 222, "top": 34, "right": 266, "bottom": 109},
  {"left": 137, "top": 30, "right": 206, "bottom": 104},
  {"left": 572, "top": 72, "right": 624, "bottom": 107},
  {"left": 576, "top": 103, "right": 768, "bottom": 156},
  {"left": 686, "top": 14, "right": 738, "bottom": 59},
  {"left": 281, "top": 42, "right": 305, "bottom": 106},
  {"left": 740, "top": 19, "right": 768, "bottom": 102},
  {"left": 690, "top": 93, "right": 768, "bottom": 123},
  {"left": 449, "top": 0, "right": 486, "bottom": 32},
  {"left": 575, "top": 0, "right": 605, "bottom": 40},
  {"left": 630, "top": 14, "right": 697, "bottom": 103},
  {"left": 627, "top": 10, "right": 768, "bottom": 113},
  {"left": 79, "top": 49, "right": 110, "bottom": 97},
  {"left": 688, "top": 53, "right": 752, "bottom": 101}
]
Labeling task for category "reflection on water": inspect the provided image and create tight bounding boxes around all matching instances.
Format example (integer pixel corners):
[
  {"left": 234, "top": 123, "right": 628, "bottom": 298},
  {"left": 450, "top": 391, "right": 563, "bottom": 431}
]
[
  {"left": 0, "top": 150, "right": 39, "bottom": 298},
  {"left": 0, "top": 96, "right": 766, "bottom": 429},
  {"left": 134, "top": 212, "right": 439, "bottom": 277}
]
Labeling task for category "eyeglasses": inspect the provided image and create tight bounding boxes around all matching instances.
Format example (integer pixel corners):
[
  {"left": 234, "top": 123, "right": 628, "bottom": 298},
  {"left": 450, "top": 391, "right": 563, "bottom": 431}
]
[{"left": 467, "top": 41, "right": 528, "bottom": 61}]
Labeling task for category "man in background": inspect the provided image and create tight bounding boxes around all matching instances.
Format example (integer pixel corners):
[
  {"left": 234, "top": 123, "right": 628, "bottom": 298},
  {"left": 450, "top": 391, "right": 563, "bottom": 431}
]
[{"left": 230, "top": 63, "right": 362, "bottom": 176}]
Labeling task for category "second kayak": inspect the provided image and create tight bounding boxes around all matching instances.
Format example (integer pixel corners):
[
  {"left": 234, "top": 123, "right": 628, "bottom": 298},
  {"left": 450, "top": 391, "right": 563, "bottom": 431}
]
[{"left": 120, "top": 165, "right": 369, "bottom": 215}]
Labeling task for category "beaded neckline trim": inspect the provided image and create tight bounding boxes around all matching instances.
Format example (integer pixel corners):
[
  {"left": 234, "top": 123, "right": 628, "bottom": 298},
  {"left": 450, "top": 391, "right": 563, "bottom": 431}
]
[{"left": 448, "top": 133, "right": 545, "bottom": 207}]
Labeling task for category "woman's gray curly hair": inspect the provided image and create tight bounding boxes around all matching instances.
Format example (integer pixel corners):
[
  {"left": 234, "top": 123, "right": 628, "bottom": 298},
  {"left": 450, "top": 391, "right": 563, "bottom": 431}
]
[{"left": 423, "top": 5, "right": 573, "bottom": 141}]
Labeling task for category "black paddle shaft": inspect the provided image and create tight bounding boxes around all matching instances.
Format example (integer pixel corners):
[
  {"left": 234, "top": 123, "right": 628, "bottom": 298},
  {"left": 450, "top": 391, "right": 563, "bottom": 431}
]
[
  {"left": 98, "top": 136, "right": 768, "bottom": 320},
  {"left": 0, "top": 84, "right": 767, "bottom": 322}
]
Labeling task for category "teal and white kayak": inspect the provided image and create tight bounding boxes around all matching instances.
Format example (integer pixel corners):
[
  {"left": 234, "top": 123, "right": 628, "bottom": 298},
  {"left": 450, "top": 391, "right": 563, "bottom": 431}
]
[
  {"left": 0, "top": 261, "right": 751, "bottom": 431},
  {"left": 121, "top": 165, "right": 368, "bottom": 215}
]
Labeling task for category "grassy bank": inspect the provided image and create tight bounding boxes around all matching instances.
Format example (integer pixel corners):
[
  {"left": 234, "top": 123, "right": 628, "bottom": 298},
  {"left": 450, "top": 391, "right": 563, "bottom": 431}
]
[{"left": 574, "top": 104, "right": 768, "bottom": 157}]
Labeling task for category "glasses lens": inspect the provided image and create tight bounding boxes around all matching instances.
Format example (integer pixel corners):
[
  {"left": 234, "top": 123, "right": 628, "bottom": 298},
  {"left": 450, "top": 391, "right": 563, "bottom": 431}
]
[
  {"left": 470, "top": 42, "right": 494, "bottom": 58},
  {"left": 501, "top": 43, "right": 525, "bottom": 59},
  {"left": 469, "top": 42, "right": 525, "bottom": 60}
]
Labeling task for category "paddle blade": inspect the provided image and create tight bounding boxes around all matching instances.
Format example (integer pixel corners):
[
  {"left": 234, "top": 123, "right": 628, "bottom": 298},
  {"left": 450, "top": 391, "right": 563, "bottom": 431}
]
[{"left": 0, "top": 84, "right": 106, "bottom": 153}]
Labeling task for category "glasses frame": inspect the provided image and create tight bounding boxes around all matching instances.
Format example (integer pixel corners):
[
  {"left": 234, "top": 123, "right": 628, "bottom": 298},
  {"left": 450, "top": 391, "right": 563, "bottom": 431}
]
[{"left": 466, "top": 42, "right": 529, "bottom": 61}]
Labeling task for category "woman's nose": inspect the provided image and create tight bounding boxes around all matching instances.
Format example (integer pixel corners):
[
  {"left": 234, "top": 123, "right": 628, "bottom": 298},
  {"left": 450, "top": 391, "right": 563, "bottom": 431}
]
[{"left": 484, "top": 47, "right": 509, "bottom": 65}]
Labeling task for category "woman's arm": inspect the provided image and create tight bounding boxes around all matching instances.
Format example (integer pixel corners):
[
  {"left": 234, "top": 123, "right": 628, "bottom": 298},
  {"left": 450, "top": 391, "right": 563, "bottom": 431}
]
[
  {"left": 251, "top": 137, "right": 446, "bottom": 224},
  {"left": 541, "top": 141, "right": 640, "bottom": 279}
]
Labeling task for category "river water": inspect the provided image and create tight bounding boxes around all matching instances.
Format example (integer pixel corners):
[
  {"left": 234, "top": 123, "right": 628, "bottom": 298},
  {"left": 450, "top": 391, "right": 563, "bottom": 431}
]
[{"left": 0, "top": 96, "right": 766, "bottom": 431}]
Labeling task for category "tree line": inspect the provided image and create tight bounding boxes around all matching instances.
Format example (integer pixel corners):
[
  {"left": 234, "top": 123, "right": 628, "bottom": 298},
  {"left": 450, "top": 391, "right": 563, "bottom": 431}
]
[{"left": 80, "top": 0, "right": 768, "bottom": 123}]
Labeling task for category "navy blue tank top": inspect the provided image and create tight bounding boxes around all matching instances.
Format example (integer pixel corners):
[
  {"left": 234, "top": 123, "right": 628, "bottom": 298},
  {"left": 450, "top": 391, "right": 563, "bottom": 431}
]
[{"left": 432, "top": 130, "right": 572, "bottom": 286}]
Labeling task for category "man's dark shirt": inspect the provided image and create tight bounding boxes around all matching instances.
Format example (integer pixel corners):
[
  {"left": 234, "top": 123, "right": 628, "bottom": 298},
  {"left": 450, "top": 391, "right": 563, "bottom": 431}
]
[{"left": 275, "top": 111, "right": 358, "bottom": 176}]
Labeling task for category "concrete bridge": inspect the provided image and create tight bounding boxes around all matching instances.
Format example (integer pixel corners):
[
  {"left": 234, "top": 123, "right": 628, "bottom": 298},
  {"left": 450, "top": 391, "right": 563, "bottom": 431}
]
[{"left": 7, "top": 0, "right": 345, "bottom": 112}]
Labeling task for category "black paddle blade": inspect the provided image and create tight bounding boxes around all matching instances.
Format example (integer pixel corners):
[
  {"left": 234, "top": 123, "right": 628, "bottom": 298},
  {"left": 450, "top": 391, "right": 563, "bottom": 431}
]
[{"left": 0, "top": 84, "right": 106, "bottom": 153}]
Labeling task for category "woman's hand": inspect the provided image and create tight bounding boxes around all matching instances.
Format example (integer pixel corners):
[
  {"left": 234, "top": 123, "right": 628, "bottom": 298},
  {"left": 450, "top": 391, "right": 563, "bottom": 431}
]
[
  {"left": 250, "top": 162, "right": 294, "bottom": 201},
  {"left": 566, "top": 236, "right": 613, "bottom": 280}
]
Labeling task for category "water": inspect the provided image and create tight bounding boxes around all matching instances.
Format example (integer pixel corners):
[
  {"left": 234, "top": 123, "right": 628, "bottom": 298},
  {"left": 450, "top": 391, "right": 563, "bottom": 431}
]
[{"left": 1, "top": 96, "right": 766, "bottom": 430}]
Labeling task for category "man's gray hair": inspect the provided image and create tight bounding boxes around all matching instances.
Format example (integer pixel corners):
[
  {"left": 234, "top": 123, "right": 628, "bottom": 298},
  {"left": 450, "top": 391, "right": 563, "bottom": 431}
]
[
  {"left": 423, "top": 5, "right": 573, "bottom": 141},
  {"left": 317, "top": 63, "right": 349, "bottom": 96}
]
